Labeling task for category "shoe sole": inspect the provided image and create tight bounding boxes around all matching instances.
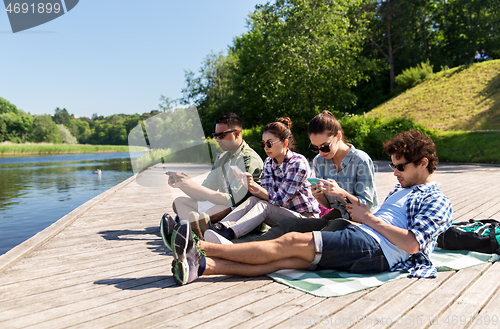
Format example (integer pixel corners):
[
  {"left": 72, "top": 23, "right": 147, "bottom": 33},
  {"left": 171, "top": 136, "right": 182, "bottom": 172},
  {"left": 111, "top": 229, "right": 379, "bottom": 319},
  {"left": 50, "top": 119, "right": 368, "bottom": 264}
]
[
  {"left": 160, "top": 214, "right": 175, "bottom": 251},
  {"left": 173, "top": 220, "right": 191, "bottom": 262},
  {"left": 160, "top": 218, "right": 172, "bottom": 251},
  {"left": 171, "top": 259, "right": 188, "bottom": 285}
]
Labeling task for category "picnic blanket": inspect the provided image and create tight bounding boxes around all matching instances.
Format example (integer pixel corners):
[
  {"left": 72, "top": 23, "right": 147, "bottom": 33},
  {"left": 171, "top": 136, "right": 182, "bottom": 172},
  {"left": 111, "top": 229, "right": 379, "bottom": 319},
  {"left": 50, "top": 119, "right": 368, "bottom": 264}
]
[{"left": 267, "top": 248, "right": 500, "bottom": 298}]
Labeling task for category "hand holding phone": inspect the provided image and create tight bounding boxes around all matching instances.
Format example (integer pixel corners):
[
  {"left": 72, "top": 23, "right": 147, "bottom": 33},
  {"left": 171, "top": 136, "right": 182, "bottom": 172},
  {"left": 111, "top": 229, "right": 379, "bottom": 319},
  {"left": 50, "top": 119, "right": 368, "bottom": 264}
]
[
  {"left": 166, "top": 171, "right": 179, "bottom": 178},
  {"left": 307, "top": 178, "right": 322, "bottom": 186},
  {"left": 230, "top": 165, "right": 243, "bottom": 176},
  {"left": 166, "top": 171, "right": 182, "bottom": 185},
  {"left": 344, "top": 196, "right": 352, "bottom": 204}
]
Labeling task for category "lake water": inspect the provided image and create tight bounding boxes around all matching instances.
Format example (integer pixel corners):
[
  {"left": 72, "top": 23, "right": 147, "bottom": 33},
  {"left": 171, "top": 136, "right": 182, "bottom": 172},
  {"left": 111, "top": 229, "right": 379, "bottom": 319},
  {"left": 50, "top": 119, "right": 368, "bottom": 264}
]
[{"left": 0, "top": 152, "right": 140, "bottom": 256}]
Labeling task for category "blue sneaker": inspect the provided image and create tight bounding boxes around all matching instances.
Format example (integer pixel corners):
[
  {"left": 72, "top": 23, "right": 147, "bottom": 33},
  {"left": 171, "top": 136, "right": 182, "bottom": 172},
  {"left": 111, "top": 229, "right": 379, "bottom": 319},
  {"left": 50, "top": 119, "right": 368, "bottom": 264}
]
[{"left": 171, "top": 220, "right": 206, "bottom": 285}]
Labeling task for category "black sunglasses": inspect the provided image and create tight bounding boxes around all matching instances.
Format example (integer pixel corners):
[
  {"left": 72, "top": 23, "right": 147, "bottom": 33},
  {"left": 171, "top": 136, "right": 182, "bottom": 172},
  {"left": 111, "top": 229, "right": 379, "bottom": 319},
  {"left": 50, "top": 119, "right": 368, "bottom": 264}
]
[
  {"left": 259, "top": 140, "right": 281, "bottom": 149},
  {"left": 389, "top": 161, "right": 411, "bottom": 171},
  {"left": 308, "top": 143, "right": 331, "bottom": 153},
  {"left": 212, "top": 129, "right": 238, "bottom": 139}
]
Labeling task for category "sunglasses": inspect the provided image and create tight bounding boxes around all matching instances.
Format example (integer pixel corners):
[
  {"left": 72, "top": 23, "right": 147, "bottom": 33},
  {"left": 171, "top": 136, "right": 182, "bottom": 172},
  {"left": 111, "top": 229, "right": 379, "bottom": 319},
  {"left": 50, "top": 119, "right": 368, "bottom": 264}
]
[
  {"left": 308, "top": 140, "right": 333, "bottom": 153},
  {"left": 389, "top": 161, "right": 411, "bottom": 171},
  {"left": 212, "top": 129, "right": 238, "bottom": 139},
  {"left": 259, "top": 140, "right": 281, "bottom": 149}
]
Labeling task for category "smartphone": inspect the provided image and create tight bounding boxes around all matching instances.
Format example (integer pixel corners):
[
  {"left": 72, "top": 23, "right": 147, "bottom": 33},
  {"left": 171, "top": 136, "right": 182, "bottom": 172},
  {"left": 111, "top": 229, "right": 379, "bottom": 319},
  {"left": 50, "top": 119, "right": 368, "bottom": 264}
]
[
  {"left": 307, "top": 178, "right": 321, "bottom": 186},
  {"left": 345, "top": 196, "right": 352, "bottom": 204},
  {"left": 165, "top": 171, "right": 178, "bottom": 178},
  {"left": 230, "top": 165, "right": 243, "bottom": 176}
]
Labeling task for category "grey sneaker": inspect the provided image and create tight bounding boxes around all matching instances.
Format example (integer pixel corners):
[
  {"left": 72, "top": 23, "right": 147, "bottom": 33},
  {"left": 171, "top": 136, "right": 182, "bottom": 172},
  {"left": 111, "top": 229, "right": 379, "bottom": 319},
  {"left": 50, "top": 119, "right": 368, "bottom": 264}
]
[
  {"left": 171, "top": 220, "right": 206, "bottom": 285},
  {"left": 160, "top": 213, "right": 178, "bottom": 251}
]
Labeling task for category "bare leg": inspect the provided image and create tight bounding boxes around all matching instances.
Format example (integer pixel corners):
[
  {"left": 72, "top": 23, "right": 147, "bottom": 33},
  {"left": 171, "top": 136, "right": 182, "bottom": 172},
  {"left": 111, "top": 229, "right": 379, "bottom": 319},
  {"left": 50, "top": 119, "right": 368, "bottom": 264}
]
[
  {"left": 172, "top": 196, "right": 198, "bottom": 220},
  {"left": 204, "top": 256, "right": 311, "bottom": 277},
  {"left": 199, "top": 232, "right": 316, "bottom": 265}
]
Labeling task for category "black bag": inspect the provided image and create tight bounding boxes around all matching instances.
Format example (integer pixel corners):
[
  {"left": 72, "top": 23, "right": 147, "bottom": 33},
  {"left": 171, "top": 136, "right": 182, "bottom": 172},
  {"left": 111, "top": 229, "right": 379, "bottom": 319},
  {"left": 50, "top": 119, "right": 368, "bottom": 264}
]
[{"left": 437, "top": 219, "right": 500, "bottom": 255}]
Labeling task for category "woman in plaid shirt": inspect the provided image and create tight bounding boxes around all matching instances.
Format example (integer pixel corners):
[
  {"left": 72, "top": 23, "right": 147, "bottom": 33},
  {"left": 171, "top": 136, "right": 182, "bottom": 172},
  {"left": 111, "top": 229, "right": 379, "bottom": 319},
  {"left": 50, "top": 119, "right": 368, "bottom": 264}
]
[
  {"left": 195, "top": 117, "right": 320, "bottom": 241},
  {"left": 255, "top": 110, "right": 378, "bottom": 240}
]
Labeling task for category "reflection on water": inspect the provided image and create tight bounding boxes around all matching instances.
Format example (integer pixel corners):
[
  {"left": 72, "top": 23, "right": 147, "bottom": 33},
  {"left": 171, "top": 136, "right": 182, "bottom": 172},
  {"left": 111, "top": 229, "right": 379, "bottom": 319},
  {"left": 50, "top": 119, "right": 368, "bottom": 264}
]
[{"left": 0, "top": 152, "right": 140, "bottom": 256}]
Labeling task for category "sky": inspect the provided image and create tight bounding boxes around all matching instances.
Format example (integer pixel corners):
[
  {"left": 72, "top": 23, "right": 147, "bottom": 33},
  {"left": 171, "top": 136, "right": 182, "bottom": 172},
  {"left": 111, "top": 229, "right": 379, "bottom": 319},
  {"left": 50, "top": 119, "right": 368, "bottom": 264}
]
[{"left": 0, "top": 0, "right": 264, "bottom": 118}]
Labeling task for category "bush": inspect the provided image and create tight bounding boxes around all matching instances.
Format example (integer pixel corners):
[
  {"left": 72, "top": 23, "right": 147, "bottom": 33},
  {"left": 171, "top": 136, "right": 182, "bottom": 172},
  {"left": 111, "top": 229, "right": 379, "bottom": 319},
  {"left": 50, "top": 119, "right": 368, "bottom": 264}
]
[
  {"left": 340, "top": 115, "right": 434, "bottom": 160},
  {"left": 242, "top": 115, "right": 433, "bottom": 161},
  {"left": 395, "top": 60, "right": 434, "bottom": 91},
  {"left": 57, "top": 124, "right": 78, "bottom": 144},
  {"left": 31, "top": 115, "right": 62, "bottom": 143}
]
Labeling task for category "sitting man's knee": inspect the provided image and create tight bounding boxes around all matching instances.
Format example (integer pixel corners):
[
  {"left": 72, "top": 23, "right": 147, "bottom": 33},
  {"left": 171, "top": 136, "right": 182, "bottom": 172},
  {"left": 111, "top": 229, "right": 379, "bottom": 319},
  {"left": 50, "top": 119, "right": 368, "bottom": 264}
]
[
  {"left": 172, "top": 196, "right": 189, "bottom": 214},
  {"left": 280, "top": 231, "right": 308, "bottom": 245}
]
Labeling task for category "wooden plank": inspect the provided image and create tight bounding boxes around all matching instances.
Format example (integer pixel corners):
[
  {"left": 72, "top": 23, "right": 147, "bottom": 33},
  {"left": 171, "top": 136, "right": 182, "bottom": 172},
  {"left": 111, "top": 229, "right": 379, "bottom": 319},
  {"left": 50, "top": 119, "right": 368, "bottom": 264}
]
[
  {"left": 436, "top": 262, "right": 500, "bottom": 329},
  {"left": 0, "top": 256, "right": 164, "bottom": 303},
  {"left": 468, "top": 264, "right": 500, "bottom": 329},
  {"left": 230, "top": 292, "right": 322, "bottom": 329},
  {"left": 271, "top": 277, "right": 417, "bottom": 329},
  {"left": 93, "top": 278, "right": 274, "bottom": 329},
  {"left": 1, "top": 275, "right": 245, "bottom": 328},
  {"left": 387, "top": 264, "right": 491, "bottom": 329},
  {"left": 351, "top": 271, "right": 454, "bottom": 329},
  {"left": 183, "top": 283, "right": 290, "bottom": 328},
  {"left": 0, "top": 265, "right": 170, "bottom": 312}
]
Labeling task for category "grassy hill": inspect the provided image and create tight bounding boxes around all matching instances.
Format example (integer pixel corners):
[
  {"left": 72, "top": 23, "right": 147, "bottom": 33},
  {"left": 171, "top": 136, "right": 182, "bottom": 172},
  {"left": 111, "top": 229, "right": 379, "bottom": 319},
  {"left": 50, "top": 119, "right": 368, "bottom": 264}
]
[{"left": 369, "top": 60, "right": 500, "bottom": 131}]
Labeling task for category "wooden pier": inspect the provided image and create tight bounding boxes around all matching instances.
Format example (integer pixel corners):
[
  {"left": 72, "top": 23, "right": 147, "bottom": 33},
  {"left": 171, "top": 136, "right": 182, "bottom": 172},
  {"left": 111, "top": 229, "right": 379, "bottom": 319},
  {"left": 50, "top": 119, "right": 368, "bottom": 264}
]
[{"left": 1, "top": 162, "right": 500, "bottom": 328}]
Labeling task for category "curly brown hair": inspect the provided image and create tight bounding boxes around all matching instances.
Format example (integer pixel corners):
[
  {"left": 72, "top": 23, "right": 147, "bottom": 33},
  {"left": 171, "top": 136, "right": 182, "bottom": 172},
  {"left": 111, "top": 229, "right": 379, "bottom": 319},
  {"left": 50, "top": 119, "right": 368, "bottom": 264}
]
[{"left": 383, "top": 130, "right": 438, "bottom": 174}]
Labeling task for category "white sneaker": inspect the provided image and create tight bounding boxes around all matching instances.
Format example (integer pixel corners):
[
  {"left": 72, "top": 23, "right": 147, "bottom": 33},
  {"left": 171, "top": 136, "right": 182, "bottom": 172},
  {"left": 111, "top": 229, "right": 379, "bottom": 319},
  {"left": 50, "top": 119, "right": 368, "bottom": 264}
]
[{"left": 204, "top": 229, "right": 233, "bottom": 245}]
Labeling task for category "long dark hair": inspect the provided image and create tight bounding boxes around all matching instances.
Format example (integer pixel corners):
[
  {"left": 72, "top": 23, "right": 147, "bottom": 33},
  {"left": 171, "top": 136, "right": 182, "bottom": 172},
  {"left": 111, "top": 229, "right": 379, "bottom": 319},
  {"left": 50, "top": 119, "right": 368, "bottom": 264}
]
[{"left": 308, "top": 110, "right": 344, "bottom": 141}]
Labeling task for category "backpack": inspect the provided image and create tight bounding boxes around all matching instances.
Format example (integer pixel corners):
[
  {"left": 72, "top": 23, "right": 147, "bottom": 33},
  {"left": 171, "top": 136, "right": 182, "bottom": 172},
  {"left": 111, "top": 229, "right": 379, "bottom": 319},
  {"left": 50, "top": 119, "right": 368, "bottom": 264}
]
[{"left": 437, "top": 219, "right": 500, "bottom": 255}]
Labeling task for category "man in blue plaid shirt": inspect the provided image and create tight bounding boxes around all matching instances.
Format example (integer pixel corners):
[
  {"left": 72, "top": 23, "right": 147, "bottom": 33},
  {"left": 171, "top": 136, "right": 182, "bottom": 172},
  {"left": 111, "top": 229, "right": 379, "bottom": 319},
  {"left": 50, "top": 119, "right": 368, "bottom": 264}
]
[{"left": 165, "top": 130, "right": 453, "bottom": 285}]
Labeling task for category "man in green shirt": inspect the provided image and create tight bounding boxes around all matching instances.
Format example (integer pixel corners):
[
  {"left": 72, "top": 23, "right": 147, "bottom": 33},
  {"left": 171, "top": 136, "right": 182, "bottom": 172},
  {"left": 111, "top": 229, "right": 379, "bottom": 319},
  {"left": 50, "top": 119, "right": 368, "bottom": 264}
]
[{"left": 168, "top": 112, "right": 263, "bottom": 229}]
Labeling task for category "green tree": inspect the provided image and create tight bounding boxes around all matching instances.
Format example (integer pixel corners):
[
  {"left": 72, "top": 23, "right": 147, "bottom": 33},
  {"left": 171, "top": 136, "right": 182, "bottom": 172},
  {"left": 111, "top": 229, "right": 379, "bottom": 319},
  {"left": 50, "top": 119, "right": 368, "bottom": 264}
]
[
  {"left": 68, "top": 119, "right": 91, "bottom": 144},
  {"left": 0, "top": 98, "right": 34, "bottom": 142},
  {"left": 230, "top": 0, "right": 374, "bottom": 126},
  {"left": 180, "top": 51, "right": 238, "bottom": 135},
  {"left": 52, "top": 107, "right": 71, "bottom": 126},
  {"left": 57, "top": 124, "right": 78, "bottom": 144},
  {"left": 31, "top": 115, "right": 62, "bottom": 143}
]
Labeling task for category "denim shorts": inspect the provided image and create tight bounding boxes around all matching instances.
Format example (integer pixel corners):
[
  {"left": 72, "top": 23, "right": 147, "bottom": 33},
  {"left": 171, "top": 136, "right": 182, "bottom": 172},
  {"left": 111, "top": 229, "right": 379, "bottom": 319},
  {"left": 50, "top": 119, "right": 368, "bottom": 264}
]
[{"left": 312, "top": 225, "right": 390, "bottom": 274}]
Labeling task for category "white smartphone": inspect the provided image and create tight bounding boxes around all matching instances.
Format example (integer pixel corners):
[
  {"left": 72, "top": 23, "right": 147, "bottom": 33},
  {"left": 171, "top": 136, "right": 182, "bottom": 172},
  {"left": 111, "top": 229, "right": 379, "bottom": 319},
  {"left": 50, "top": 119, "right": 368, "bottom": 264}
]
[{"left": 230, "top": 165, "right": 243, "bottom": 176}]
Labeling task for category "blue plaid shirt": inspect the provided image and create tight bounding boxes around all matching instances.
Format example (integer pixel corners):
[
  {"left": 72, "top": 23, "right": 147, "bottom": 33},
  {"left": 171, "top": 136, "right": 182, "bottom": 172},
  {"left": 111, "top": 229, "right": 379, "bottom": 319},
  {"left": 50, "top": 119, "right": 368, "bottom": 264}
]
[
  {"left": 261, "top": 150, "right": 320, "bottom": 215},
  {"left": 313, "top": 144, "right": 378, "bottom": 218},
  {"left": 388, "top": 182, "right": 453, "bottom": 278}
]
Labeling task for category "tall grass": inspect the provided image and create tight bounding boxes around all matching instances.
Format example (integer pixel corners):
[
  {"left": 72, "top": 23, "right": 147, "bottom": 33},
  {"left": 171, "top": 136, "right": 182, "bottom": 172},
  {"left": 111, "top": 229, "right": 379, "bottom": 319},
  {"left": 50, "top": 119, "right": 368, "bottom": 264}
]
[
  {"left": 0, "top": 143, "right": 132, "bottom": 155},
  {"left": 132, "top": 139, "right": 223, "bottom": 170}
]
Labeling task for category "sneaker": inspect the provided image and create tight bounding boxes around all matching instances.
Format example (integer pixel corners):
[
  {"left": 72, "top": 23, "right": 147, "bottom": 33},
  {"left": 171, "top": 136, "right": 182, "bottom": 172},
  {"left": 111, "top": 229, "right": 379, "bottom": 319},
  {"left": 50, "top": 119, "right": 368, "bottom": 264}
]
[
  {"left": 190, "top": 211, "right": 210, "bottom": 239},
  {"left": 210, "top": 222, "right": 236, "bottom": 241},
  {"left": 204, "top": 229, "right": 234, "bottom": 245},
  {"left": 171, "top": 220, "right": 206, "bottom": 285},
  {"left": 160, "top": 213, "right": 178, "bottom": 251}
]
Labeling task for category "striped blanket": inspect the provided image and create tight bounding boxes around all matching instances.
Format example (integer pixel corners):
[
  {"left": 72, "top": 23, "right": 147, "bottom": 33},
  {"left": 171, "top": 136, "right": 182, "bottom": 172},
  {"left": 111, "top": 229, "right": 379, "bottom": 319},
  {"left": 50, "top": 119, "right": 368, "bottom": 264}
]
[{"left": 267, "top": 248, "right": 500, "bottom": 298}]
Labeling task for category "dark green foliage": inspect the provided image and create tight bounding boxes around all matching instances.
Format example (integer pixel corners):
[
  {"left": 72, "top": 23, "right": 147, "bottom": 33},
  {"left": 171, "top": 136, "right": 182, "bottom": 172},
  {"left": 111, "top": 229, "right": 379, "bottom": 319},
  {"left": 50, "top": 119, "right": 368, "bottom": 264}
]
[
  {"left": 341, "top": 115, "right": 433, "bottom": 160},
  {"left": 52, "top": 107, "right": 71, "bottom": 126},
  {"left": 395, "top": 60, "right": 434, "bottom": 91},
  {"left": 0, "top": 98, "right": 33, "bottom": 143},
  {"left": 31, "top": 115, "right": 62, "bottom": 143},
  {"left": 243, "top": 115, "right": 433, "bottom": 161}
]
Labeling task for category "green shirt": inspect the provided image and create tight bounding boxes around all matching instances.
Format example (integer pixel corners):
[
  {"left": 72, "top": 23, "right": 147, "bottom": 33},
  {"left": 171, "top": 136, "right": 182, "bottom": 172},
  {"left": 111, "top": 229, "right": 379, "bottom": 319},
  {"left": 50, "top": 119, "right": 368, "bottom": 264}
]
[{"left": 202, "top": 140, "right": 264, "bottom": 207}]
